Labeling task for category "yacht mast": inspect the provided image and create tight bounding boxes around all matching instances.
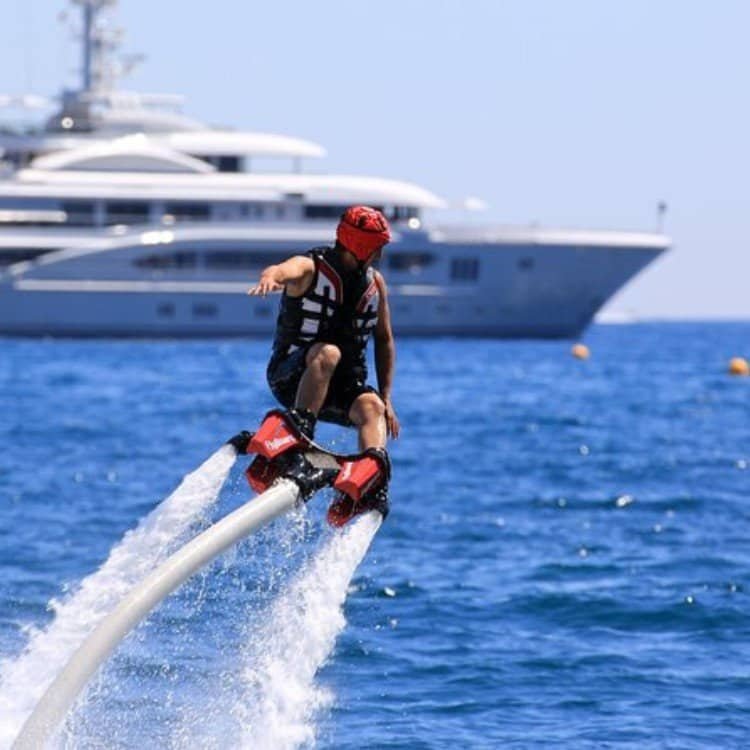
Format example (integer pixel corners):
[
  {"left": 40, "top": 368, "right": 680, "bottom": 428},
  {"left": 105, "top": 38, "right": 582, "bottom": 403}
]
[
  {"left": 81, "top": 1, "right": 95, "bottom": 91},
  {"left": 73, "top": 0, "right": 119, "bottom": 94}
]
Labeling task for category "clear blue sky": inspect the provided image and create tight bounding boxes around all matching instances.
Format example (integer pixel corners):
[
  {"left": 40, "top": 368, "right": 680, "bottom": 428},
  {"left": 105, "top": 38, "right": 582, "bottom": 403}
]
[{"left": 2, "top": 0, "right": 748, "bottom": 319}]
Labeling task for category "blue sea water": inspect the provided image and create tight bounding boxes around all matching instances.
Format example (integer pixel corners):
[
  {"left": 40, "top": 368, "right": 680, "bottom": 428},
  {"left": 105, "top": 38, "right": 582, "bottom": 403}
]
[{"left": 1, "top": 323, "right": 749, "bottom": 749}]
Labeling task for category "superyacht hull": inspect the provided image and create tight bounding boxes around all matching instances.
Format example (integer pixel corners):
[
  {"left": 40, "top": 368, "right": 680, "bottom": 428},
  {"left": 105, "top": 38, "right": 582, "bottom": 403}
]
[{"left": 0, "top": 226, "right": 667, "bottom": 338}]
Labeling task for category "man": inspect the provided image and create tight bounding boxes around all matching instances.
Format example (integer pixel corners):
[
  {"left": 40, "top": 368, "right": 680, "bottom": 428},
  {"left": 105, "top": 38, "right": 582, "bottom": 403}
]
[{"left": 248, "top": 205, "right": 400, "bottom": 523}]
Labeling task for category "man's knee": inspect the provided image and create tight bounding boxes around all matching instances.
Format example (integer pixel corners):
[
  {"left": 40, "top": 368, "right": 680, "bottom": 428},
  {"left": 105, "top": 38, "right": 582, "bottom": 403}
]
[
  {"left": 306, "top": 343, "right": 341, "bottom": 374},
  {"left": 350, "top": 392, "right": 385, "bottom": 424}
]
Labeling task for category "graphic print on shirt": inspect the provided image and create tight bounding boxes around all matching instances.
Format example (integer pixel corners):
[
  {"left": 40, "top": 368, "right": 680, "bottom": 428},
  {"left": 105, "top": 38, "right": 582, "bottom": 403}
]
[
  {"left": 354, "top": 278, "right": 380, "bottom": 341},
  {"left": 296, "top": 257, "right": 343, "bottom": 346}
]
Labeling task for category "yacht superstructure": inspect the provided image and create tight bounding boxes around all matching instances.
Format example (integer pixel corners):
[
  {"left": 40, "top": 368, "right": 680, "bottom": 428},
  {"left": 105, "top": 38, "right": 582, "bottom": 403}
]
[{"left": 0, "top": 0, "right": 669, "bottom": 337}]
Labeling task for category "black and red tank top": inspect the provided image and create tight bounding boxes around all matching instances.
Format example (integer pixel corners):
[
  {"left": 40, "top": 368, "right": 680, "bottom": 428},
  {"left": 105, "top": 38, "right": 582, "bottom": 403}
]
[{"left": 272, "top": 247, "right": 380, "bottom": 365}]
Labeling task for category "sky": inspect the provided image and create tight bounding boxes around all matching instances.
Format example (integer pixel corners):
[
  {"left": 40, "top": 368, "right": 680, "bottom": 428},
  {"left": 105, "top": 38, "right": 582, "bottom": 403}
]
[{"left": 1, "top": 0, "right": 748, "bottom": 319}]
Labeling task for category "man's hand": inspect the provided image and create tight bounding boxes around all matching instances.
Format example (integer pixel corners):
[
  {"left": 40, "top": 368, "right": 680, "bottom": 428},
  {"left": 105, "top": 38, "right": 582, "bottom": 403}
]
[
  {"left": 384, "top": 397, "right": 400, "bottom": 439},
  {"left": 248, "top": 268, "right": 283, "bottom": 296}
]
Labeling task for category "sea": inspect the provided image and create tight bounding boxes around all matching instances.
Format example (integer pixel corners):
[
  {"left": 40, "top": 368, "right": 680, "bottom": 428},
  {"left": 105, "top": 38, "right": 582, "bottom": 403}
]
[{"left": 0, "top": 323, "right": 749, "bottom": 749}]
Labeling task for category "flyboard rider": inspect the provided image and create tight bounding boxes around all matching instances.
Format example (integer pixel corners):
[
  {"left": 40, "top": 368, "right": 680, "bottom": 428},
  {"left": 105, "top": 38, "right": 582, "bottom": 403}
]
[{"left": 246, "top": 206, "right": 400, "bottom": 524}]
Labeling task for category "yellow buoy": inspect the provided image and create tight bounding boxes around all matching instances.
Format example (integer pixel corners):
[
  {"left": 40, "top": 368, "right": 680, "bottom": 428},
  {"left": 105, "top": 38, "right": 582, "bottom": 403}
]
[
  {"left": 728, "top": 357, "right": 749, "bottom": 376},
  {"left": 571, "top": 343, "right": 590, "bottom": 360}
]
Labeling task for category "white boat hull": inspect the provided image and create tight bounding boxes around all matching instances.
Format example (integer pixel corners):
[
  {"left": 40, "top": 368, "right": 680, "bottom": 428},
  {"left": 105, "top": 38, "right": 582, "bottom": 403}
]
[{"left": 0, "top": 227, "right": 666, "bottom": 338}]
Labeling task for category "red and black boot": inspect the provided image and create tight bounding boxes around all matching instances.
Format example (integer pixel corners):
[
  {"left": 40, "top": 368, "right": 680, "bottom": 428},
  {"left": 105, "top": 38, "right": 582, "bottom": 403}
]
[
  {"left": 327, "top": 447, "right": 391, "bottom": 527},
  {"left": 235, "top": 408, "right": 326, "bottom": 497}
]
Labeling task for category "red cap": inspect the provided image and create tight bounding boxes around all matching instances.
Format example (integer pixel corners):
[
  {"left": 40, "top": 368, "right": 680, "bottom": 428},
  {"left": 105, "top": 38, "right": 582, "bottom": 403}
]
[{"left": 336, "top": 206, "right": 391, "bottom": 263}]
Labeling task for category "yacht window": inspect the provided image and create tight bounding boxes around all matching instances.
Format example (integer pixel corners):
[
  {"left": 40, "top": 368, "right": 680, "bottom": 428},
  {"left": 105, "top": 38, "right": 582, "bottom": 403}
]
[
  {"left": 61, "top": 201, "right": 96, "bottom": 227},
  {"left": 384, "top": 205, "right": 419, "bottom": 222},
  {"left": 304, "top": 204, "right": 349, "bottom": 219},
  {"left": 451, "top": 258, "right": 480, "bottom": 281},
  {"left": 239, "top": 203, "right": 269, "bottom": 219},
  {"left": 518, "top": 257, "right": 535, "bottom": 271},
  {"left": 202, "top": 155, "right": 240, "bottom": 172},
  {"left": 203, "top": 251, "right": 287, "bottom": 269},
  {"left": 134, "top": 252, "right": 198, "bottom": 269},
  {"left": 157, "top": 303, "right": 176, "bottom": 317},
  {"left": 387, "top": 252, "right": 435, "bottom": 273},
  {"left": 105, "top": 202, "right": 150, "bottom": 226},
  {"left": 193, "top": 303, "right": 218, "bottom": 318},
  {"left": 0, "top": 248, "right": 55, "bottom": 264},
  {"left": 164, "top": 202, "right": 211, "bottom": 222}
]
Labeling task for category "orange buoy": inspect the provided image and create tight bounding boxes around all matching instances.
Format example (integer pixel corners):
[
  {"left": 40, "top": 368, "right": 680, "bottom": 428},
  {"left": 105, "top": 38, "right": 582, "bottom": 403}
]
[
  {"left": 728, "top": 357, "right": 749, "bottom": 376},
  {"left": 571, "top": 343, "right": 590, "bottom": 360}
]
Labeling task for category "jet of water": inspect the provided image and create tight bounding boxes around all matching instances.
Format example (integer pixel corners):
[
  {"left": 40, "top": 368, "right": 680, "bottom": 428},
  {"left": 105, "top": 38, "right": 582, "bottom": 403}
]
[
  {"left": 0, "top": 445, "right": 236, "bottom": 749},
  {"left": 165, "top": 511, "right": 381, "bottom": 750},
  {"left": 235, "top": 512, "right": 381, "bottom": 750}
]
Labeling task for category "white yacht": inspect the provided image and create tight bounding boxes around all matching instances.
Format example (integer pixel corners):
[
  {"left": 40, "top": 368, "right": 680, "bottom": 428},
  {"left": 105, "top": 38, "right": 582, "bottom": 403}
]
[{"left": 0, "top": 1, "right": 669, "bottom": 338}]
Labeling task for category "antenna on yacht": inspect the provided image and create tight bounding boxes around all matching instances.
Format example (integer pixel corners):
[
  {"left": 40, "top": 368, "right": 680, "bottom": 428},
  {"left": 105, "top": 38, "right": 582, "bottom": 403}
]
[{"left": 72, "top": 0, "right": 139, "bottom": 94}]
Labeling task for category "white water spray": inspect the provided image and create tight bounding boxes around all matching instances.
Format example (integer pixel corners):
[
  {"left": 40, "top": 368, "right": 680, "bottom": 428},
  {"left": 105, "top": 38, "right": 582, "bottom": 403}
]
[
  {"left": 234, "top": 512, "right": 381, "bottom": 750},
  {"left": 0, "top": 445, "right": 236, "bottom": 748}
]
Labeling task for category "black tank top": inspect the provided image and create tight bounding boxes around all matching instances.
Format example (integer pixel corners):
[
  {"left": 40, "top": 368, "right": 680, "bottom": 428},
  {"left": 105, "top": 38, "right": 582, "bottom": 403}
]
[{"left": 272, "top": 247, "right": 380, "bottom": 366}]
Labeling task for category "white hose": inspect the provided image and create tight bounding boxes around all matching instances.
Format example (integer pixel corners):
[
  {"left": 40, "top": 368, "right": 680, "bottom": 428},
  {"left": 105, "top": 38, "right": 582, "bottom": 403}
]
[{"left": 12, "top": 480, "right": 301, "bottom": 750}]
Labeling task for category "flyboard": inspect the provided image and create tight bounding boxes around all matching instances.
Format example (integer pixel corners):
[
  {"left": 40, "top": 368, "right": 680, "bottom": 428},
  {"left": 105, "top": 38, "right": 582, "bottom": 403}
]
[{"left": 12, "top": 410, "right": 389, "bottom": 750}]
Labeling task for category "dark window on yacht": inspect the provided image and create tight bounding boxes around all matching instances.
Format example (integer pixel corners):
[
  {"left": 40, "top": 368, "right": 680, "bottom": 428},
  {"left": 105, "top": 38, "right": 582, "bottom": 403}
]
[
  {"left": 105, "top": 201, "right": 150, "bottom": 225},
  {"left": 157, "top": 302, "right": 176, "bottom": 317},
  {"left": 518, "top": 257, "right": 535, "bottom": 271},
  {"left": 239, "top": 203, "right": 268, "bottom": 219},
  {"left": 61, "top": 201, "right": 96, "bottom": 227},
  {"left": 203, "top": 251, "right": 286, "bottom": 269},
  {"left": 199, "top": 155, "right": 241, "bottom": 172},
  {"left": 134, "top": 252, "right": 198, "bottom": 269},
  {"left": 0, "top": 248, "right": 55, "bottom": 264},
  {"left": 164, "top": 202, "right": 211, "bottom": 222},
  {"left": 387, "top": 252, "right": 435, "bottom": 272},
  {"left": 383, "top": 205, "right": 419, "bottom": 222},
  {"left": 304, "top": 204, "right": 349, "bottom": 219},
  {"left": 451, "top": 258, "right": 480, "bottom": 281},
  {"left": 193, "top": 303, "right": 218, "bottom": 318}
]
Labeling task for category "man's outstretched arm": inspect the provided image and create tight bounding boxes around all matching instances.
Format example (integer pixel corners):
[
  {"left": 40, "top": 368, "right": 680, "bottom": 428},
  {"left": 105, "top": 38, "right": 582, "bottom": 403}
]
[
  {"left": 373, "top": 272, "right": 400, "bottom": 439},
  {"left": 248, "top": 255, "right": 315, "bottom": 297}
]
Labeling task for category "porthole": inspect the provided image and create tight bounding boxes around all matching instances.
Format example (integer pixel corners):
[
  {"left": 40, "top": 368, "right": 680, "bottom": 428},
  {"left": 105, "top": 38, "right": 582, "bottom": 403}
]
[{"left": 192, "top": 303, "right": 218, "bottom": 318}]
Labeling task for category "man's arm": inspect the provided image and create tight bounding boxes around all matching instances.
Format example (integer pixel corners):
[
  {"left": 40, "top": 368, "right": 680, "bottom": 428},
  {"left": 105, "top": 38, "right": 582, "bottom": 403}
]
[
  {"left": 248, "top": 255, "right": 315, "bottom": 297},
  {"left": 373, "top": 271, "right": 400, "bottom": 439}
]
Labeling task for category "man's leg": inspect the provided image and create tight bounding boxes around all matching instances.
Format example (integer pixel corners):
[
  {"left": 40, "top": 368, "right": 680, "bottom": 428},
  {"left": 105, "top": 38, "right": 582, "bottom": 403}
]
[
  {"left": 267, "top": 343, "right": 342, "bottom": 492},
  {"left": 325, "top": 391, "right": 390, "bottom": 525},
  {"left": 295, "top": 343, "right": 341, "bottom": 415},
  {"left": 348, "top": 392, "right": 387, "bottom": 451}
]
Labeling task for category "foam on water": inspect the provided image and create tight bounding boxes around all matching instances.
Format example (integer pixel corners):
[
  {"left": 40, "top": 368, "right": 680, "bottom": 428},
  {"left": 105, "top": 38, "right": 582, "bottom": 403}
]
[
  {"left": 167, "top": 511, "right": 381, "bottom": 750},
  {"left": 234, "top": 511, "right": 380, "bottom": 750},
  {"left": 0, "top": 445, "right": 236, "bottom": 749}
]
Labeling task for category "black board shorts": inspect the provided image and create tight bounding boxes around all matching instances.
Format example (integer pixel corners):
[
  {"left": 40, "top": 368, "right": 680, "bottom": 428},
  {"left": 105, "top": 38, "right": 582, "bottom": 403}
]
[{"left": 267, "top": 346, "right": 378, "bottom": 427}]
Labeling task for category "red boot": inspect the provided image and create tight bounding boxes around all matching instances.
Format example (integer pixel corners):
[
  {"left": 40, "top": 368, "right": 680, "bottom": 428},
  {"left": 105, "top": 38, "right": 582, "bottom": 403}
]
[{"left": 327, "top": 448, "right": 391, "bottom": 526}]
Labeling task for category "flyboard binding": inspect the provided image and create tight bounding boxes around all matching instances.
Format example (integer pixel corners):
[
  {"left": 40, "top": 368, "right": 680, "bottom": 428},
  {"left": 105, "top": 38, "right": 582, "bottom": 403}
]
[{"left": 227, "top": 409, "right": 390, "bottom": 526}]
